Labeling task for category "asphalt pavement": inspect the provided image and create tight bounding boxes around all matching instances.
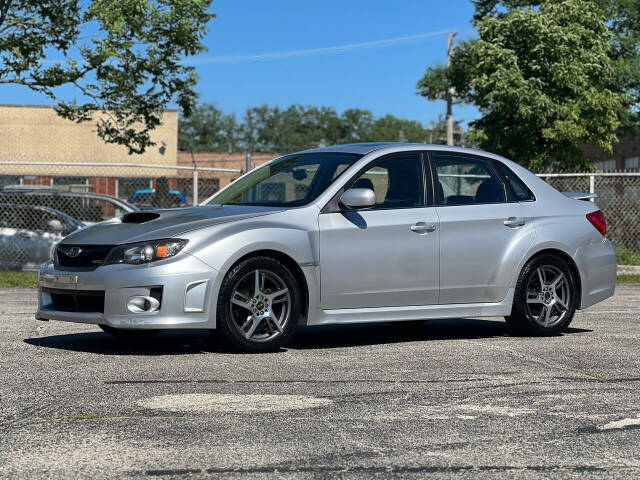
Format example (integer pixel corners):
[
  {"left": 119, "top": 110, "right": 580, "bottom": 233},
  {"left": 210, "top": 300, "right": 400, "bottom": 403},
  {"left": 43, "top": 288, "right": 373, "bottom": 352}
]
[{"left": 1, "top": 285, "right": 640, "bottom": 479}]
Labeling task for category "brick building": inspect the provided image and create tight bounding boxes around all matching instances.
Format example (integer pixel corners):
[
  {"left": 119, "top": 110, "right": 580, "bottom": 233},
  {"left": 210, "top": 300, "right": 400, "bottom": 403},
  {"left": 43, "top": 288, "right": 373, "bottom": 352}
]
[
  {"left": 0, "top": 104, "right": 178, "bottom": 201},
  {"left": 0, "top": 104, "right": 282, "bottom": 204},
  {"left": 581, "top": 134, "right": 640, "bottom": 172}
]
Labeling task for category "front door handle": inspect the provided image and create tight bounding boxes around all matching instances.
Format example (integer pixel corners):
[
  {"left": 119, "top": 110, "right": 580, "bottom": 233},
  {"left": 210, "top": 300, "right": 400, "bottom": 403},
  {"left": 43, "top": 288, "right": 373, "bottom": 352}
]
[
  {"left": 504, "top": 217, "right": 525, "bottom": 228},
  {"left": 411, "top": 222, "right": 437, "bottom": 234}
]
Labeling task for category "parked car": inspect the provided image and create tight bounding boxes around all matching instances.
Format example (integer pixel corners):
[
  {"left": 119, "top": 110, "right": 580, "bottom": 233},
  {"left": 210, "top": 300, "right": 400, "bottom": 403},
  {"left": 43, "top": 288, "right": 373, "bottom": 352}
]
[
  {"left": 129, "top": 189, "right": 187, "bottom": 209},
  {"left": 37, "top": 143, "right": 616, "bottom": 352},
  {"left": 0, "top": 204, "right": 84, "bottom": 271},
  {"left": 0, "top": 187, "right": 137, "bottom": 224}
]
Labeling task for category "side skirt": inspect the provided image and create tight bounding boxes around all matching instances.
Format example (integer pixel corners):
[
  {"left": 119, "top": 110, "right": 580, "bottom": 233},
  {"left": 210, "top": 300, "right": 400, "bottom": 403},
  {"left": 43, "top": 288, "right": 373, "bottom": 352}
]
[{"left": 307, "top": 289, "right": 514, "bottom": 326}]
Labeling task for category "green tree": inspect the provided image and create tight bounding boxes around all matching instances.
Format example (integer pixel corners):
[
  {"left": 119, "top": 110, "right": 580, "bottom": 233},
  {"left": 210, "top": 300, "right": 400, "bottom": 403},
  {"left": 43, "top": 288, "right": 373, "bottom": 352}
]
[
  {"left": 340, "top": 108, "right": 375, "bottom": 142},
  {"left": 0, "top": 0, "right": 213, "bottom": 154},
  {"left": 417, "top": 0, "right": 629, "bottom": 171},
  {"left": 370, "top": 115, "right": 428, "bottom": 143},
  {"left": 180, "top": 103, "right": 434, "bottom": 153},
  {"left": 178, "top": 104, "right": 237, "bottom": 152}
]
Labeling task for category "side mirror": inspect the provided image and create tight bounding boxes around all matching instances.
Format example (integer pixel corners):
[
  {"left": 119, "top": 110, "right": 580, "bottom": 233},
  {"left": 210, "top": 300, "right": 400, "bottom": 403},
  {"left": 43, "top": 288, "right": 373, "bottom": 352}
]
[{"left": 339, "top": 188, "right": 376, "bottom": 210}]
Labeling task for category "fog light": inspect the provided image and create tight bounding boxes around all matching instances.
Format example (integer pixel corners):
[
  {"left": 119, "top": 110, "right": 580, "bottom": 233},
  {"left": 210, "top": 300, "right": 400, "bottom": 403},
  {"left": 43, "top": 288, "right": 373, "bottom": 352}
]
[{"left": 126, "top": 295, "right": 160, "bottom": 313}]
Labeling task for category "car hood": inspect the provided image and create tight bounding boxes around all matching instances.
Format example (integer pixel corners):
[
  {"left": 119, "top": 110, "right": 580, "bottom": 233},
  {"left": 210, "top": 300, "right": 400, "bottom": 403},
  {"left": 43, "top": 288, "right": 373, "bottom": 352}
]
[{"left": 61, "top": 205, "right": 285, "bottom": 245}]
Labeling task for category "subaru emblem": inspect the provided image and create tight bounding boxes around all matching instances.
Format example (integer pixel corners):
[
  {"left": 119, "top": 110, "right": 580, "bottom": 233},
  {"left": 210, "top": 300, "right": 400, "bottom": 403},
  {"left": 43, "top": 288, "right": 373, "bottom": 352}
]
[{"left": 64, "top": 246, "right": 82, "bottom": 258}]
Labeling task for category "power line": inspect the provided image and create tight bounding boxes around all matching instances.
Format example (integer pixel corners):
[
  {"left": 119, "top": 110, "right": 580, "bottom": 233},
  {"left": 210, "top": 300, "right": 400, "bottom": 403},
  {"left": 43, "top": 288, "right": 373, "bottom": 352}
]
[{"left": 188, "top": 29, "right": 453, "bottom": 64}]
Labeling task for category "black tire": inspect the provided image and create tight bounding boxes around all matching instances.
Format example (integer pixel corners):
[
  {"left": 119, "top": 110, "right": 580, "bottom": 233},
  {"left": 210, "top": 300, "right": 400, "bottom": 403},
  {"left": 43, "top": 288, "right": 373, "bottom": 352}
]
[
  {"left": 99, "top": 324, "right": 161, "bottom": 340},
  {"left": 215, "top": 256, "right": 301, "bottom": 353},
  {"left": 506, "top": 254, "right": 578, "bottom": 336}
]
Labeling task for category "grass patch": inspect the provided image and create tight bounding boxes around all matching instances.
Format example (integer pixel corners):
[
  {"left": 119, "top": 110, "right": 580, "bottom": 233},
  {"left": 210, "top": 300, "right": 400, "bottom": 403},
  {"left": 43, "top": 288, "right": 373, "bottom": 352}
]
[
  {"left": 615, "top": 244, "right": 640, "bottom": 265},
  {"left": 617, "top": 274, "right": 640, "bottom": 284},
  {"left": 0, "top": 271, "right": 38, "bottom": 287}
]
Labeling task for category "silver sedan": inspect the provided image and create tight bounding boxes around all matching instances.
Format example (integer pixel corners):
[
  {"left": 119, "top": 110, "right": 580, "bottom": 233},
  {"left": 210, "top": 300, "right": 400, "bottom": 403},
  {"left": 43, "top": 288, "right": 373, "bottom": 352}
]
[{"left": 36, "top": 143, "right": 617, "bottom": 352}]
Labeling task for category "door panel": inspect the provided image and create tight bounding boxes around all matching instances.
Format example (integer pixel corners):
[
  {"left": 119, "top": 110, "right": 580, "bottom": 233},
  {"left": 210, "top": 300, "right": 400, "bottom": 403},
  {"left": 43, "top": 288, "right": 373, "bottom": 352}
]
[
  {"left": 436, "top": 203, "right": 535, "bottom": 304},
  {"left": 319, "top": 208, "right": 439, "bottom": 309},
  {"left": 430, "top": 152, "right": 535, "bottom": 304}
]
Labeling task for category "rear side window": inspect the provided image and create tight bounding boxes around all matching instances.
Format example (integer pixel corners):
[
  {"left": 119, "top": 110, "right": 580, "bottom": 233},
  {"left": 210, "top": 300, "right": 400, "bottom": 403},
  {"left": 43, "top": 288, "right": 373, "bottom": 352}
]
[
  {"left": 495, "top": 162, "right": 535, "bottom": 201},
  {"left": 433, "top": 155, "right": 506, "bottom": 205}
]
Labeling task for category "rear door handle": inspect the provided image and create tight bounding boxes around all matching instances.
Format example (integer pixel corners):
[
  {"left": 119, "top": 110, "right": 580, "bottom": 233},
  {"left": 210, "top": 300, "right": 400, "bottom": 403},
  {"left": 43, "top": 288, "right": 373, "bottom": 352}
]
[
  {"left": 411, "top": 222, "right": 437, "bottom": 234},
  {"left": 504, "top": 217, "right": 525, "bottom": 228}
]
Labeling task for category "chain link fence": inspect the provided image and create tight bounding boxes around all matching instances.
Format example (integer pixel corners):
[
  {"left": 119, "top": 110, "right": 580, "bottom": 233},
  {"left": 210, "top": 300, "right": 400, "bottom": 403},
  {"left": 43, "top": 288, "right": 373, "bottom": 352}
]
[
  {"left": 0, "top": 163, "right": 638, "bottom": 271},
  {"left": 0, "top": 161, "right": 241, "bottom": 271}
]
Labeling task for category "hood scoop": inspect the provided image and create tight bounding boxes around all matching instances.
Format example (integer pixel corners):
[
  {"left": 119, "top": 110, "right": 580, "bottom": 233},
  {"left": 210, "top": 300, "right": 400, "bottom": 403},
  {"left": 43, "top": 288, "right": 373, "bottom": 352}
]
[{"left": 122, "top": 211, "right": 161, "bottom": 224}]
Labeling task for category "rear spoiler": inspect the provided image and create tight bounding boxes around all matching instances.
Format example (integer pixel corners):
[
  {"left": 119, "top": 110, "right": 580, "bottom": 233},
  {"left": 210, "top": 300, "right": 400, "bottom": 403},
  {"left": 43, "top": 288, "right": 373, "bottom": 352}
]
[{"left": 563, "top": 192, "right": 597, "bottom": 201}]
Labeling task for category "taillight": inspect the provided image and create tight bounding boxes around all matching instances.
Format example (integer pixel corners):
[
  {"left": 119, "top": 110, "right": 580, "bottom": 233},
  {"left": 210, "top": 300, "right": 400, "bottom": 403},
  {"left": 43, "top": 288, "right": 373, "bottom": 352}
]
[{"left": 586, "top": 210, "right": 606, "bottom": 236}]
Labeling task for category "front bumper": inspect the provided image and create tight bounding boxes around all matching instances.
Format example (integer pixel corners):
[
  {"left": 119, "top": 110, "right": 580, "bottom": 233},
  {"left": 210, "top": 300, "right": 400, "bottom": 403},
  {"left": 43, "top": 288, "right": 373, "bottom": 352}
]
[{"left": 36, "top": 253, "right": 218, "bottom": 329}]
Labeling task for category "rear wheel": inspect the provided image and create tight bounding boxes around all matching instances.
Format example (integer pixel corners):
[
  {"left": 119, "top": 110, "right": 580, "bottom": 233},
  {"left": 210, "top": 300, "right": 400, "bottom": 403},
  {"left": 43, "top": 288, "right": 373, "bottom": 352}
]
[
  {"left": 506, "top": 254, "right": 577, "bottom": 335},
  {"left": 215, "top": 256, "right": 301, "bottom": 352},
  {"left": 99, "top": 325, "right": 160, "bottom": 340}
]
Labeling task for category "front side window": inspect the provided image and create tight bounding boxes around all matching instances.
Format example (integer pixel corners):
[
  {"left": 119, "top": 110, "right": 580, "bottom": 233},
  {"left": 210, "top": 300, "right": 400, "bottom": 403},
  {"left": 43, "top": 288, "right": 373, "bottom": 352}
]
[
  {"left": 433, "top": 155, "right": 506, "bottom": 205},
  {"left": 206, "top": 152, "right": 362, "bottom": 207},
  {"left": 349, "top": 152, "right": 424, "bottom": 209}
]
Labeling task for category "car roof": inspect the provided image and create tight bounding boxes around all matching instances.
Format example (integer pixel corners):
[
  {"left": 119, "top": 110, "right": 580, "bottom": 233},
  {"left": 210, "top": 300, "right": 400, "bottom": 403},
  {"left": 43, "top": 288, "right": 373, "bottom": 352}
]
[
  {"left": 0, "top": 187, "right": 138, "bottom": 210},
  {"left": 296, "top": 142, "right": 509, "bottom": 159}
]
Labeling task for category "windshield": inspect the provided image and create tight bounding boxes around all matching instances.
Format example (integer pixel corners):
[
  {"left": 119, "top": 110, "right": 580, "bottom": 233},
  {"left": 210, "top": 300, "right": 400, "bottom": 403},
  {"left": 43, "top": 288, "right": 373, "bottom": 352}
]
[{"left": 205, "top": 152, "right": 363, "bottom": 207}]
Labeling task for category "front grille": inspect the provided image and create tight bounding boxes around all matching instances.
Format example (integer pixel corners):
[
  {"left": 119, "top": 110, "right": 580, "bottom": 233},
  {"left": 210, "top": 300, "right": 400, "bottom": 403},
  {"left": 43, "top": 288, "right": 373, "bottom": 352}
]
[
  {"left": 43, "top": 288, "right": 105, "bottom": 313},
  {"left": 56, "top": 244, "right": 113, "bottom": 269}
]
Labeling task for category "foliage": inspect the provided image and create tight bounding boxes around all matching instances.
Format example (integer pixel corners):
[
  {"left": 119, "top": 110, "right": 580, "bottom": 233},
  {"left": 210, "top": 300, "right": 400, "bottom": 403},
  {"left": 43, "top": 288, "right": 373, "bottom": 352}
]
[
  {"left": 617, "top": 274, "right": 640, "bottom": 283},
  {"left": 0, "top": 0, "right": 213, "bottom": 154},
  {"left": 179, "top": 104, "right": 436, "bottom": 152},
  {"left": 614, "top": 243, "right": 640, "bottom": 265},
  {"left": 0, "top": 272, "right": 38, "bottom": 288},
  {"left": 179, "top": 103, "right": 238, "bottom": 152},
  {"left": 472, "top": 0, "right": 640, "bottom": 122},
  {"left": 417, "top": 0, "right": 629, "bottom": 171}
]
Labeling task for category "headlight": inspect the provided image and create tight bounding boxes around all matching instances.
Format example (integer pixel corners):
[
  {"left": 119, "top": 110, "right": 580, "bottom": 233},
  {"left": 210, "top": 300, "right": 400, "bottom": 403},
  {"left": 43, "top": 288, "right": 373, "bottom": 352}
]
[
  {"left": 104, "top": 239, "right": 188, "bottom": 265},
  {"left": 49, "top": 243, "right": 58, "bottom": 262}
]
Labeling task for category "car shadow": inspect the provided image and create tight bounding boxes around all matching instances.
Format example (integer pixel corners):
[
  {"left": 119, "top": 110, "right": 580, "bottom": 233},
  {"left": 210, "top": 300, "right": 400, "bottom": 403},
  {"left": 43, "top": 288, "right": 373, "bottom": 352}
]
[
  {"left": 23, "top": 318, "right": 592, "bottom": 355},
  {"left": 287, "top": 318, "right": 591, "bottom": 350}
]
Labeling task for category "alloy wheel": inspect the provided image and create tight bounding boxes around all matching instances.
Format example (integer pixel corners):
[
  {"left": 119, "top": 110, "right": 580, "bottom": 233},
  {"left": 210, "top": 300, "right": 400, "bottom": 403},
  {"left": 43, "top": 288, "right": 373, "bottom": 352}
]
[
  {"left": 228, "top": 269, "right": 291, "bottom": 342},
  {"left": 525, "top": 265, "right": 571, "bottom": 328}
]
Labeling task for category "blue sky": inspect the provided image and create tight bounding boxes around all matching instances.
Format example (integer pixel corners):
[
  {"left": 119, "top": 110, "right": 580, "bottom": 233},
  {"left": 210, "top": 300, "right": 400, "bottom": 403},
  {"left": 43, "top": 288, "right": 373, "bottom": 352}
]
[{"left": 0, "top": 0, "right": 479, "bottom": 127}]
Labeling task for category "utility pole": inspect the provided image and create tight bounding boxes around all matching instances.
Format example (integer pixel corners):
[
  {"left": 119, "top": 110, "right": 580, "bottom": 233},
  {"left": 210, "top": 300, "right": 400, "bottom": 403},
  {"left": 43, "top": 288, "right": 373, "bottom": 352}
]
[{"left": 446, "top": 30, "right": 458, "bottom": 146}]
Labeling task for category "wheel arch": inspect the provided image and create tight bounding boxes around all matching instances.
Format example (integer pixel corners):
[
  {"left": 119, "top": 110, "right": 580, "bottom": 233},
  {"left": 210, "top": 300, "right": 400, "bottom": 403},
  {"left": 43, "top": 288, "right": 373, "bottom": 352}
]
[
  {"left": 221, "top": 249, "right": 310, "bottom": 324},
  {"left": 520, "top": 248, "right": 582, "bottom": 308}
]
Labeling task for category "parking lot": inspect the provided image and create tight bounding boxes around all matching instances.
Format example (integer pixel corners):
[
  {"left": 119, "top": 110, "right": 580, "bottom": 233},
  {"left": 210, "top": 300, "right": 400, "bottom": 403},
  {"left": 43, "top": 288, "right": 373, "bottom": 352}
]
[{"left": 1, "top": 285, "right": 639, "bottom": 479}]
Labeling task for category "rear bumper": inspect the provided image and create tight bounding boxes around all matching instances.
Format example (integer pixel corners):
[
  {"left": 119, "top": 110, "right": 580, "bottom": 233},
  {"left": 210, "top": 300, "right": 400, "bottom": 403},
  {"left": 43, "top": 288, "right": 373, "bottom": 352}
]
[
  {"left": 36, "top": 254, "right": 218, "bottom": 329},
  {"left": 574, "top": 238, "right": 617, "bottom": 309}
]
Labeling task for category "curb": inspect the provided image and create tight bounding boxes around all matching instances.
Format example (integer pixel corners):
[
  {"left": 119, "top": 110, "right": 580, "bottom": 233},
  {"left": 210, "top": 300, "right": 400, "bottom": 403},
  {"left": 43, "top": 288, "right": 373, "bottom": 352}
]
[{"left": 618, "top": 265, "right": 640, "bottom": 275}]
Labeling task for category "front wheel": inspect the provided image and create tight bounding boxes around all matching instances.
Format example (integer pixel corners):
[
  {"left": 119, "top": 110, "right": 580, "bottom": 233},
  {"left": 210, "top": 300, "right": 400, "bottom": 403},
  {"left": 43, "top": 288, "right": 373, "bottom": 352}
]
[
  {"left": 506, "top": 254, "right": 578, "bottom": 335},
  {"left": 215, "top": 256, "right": 301, "bottom": 352}
]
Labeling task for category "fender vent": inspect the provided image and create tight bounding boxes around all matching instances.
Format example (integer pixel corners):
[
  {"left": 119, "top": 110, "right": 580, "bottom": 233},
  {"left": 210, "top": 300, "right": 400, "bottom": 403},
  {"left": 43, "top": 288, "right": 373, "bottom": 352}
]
[{"left": 122, "top": 212, "right": 160, "bottom": 223}]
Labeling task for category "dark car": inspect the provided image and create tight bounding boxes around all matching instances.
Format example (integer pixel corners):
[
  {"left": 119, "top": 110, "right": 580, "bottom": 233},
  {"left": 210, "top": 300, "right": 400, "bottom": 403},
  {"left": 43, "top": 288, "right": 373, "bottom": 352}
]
[
  {"left": 0, "top": 187, "right": 137, "bottom": 224},
  {"left": 0, "top": 204, "right": 84, "bottom": 270}
]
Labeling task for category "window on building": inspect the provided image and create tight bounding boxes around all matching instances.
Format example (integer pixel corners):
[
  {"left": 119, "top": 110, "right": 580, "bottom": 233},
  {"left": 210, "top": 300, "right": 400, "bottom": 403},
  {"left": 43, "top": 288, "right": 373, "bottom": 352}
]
[
  {"left": 594, "top": 159, "right": 616, "bottom": 172},
  {"left": 52, "top": 176, "right": 89, "bottom": 192},
  {"left": 0, "top": 176, "right": 22, "bottom": 189},
  {"left": 623, "top": 157, "right": 639, "bottom": 171}
]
